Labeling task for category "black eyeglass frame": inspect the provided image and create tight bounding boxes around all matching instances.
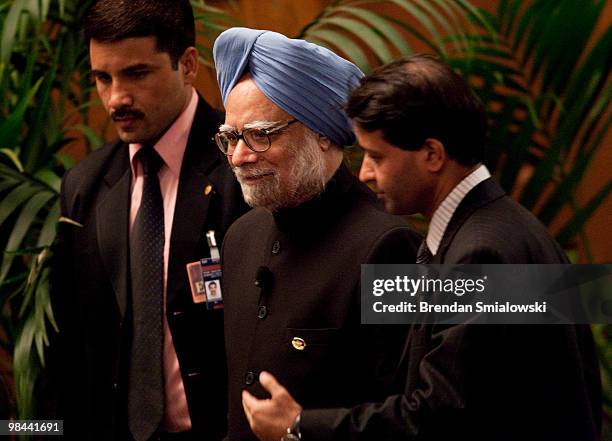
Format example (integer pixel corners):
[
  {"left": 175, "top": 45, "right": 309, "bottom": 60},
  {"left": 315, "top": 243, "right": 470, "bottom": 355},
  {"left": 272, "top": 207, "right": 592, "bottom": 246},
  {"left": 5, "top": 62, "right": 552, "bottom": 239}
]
[{"left": 214, "top": 119, "right": 299, "bottom": 156}]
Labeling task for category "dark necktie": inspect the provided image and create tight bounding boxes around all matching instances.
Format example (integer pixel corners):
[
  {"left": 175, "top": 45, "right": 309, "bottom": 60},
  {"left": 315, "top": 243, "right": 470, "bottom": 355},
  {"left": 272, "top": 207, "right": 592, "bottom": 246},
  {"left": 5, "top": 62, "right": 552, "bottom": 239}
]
[
  {"left": 128, "top": 147, "right": 165, "bottom": 441},
  {"left": 416, "top": 239, "right": 433, "bottom": 264}
]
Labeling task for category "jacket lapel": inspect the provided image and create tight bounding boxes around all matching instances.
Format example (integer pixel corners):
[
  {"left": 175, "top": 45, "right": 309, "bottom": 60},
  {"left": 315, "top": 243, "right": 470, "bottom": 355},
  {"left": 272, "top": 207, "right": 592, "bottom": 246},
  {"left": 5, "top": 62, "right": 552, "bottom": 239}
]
[
  {"left": 167, "top": 97, "right": 224, "bottom": 306},
  {"left": 96, "top": 144, "right": 131, "bottom": 318},
  {"left": 435, "top": 178, "right": 505, "bottom": 263}
]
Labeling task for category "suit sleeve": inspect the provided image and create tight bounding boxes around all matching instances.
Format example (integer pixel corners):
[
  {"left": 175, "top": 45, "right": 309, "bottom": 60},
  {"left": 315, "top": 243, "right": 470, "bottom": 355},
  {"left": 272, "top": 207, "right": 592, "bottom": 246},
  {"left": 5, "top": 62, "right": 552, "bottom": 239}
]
[
  {"left": 37, "top": 169, "right": 87, "bottom": 420},
  {"left": 365, "top": 226, "right": 421, "bottom": 263},
  {"left": 300, "top": 244, "right": 600, "bottom": 441},
  {"left": 299, "top": 323, "right": 472, "bottom": 441},
  {"left": 301, "top": 321, "right": 601, "bottom": 441}
]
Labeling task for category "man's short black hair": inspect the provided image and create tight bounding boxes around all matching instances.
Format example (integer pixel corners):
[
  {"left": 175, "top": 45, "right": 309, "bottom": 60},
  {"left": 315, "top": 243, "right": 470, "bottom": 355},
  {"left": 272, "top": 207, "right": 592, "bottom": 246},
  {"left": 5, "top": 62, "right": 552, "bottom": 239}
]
[
  {"left": 83, "top": 0, "right": 195, "bottom": 68},
  {"left": 346, "top": 54, "right": 487, "bottom": 166}
]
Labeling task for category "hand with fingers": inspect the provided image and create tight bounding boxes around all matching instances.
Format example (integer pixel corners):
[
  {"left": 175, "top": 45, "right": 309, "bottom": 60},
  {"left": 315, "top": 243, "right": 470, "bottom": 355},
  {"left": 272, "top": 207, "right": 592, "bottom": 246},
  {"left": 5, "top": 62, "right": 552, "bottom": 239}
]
[{"left": 242, "top": 371, "right": 303, "bottom": 441}]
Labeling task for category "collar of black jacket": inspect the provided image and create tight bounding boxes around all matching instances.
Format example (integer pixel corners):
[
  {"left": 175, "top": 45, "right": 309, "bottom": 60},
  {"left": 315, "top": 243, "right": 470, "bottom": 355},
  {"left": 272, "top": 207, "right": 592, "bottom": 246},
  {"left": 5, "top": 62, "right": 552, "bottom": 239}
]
[{"left": 272, "top": 162, "right": 355, "bottom": 231}]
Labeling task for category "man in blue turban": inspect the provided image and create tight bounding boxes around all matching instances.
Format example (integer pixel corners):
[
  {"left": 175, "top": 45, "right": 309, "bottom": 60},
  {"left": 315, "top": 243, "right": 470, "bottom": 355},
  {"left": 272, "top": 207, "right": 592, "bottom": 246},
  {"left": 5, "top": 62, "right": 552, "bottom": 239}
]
[{"left": 213, "top": 28, "right": 420, "bottom": 440}]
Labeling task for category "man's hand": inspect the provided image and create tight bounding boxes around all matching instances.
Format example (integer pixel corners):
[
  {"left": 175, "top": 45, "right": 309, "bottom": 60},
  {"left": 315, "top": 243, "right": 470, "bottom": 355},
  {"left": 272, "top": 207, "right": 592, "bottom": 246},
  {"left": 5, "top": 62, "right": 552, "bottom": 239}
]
[{"left": 242, "top": 371, "right": 303, "bottom": 441}]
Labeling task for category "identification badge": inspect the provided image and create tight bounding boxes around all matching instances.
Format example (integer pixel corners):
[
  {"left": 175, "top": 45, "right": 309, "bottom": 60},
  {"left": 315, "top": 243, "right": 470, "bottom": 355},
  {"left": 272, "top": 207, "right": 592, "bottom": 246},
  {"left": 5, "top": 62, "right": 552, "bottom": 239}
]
[
  {"left": 187, "top": 258, "right": 223, "bottom": 309},
  {"left": 186, "top": 230, "right": 223, "bottom": 309}
]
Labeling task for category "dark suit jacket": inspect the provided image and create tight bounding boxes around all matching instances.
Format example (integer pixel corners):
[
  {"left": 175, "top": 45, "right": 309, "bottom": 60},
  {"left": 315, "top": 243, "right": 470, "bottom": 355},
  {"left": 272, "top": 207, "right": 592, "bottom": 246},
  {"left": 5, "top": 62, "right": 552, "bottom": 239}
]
[
  {"left": 43, "top": 97, "right": 249, "bottom": 440},
  {"left": 221, "top": 164, "right": 421, "bottom": 440},
  {"left": 300, "top": 178, "right": 602, "bottom": 441}
]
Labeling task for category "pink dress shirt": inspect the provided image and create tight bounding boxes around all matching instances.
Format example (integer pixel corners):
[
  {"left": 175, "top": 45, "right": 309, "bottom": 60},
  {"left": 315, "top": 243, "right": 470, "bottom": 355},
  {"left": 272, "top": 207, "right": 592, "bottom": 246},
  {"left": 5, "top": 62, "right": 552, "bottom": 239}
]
[{"left": 129, "top": 88, "right": 199, "bottom": 432}]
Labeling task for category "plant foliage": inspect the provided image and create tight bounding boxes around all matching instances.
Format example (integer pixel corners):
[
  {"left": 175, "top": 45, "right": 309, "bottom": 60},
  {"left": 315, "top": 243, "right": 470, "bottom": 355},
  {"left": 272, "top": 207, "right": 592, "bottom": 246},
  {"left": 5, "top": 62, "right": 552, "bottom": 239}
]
[
  {"left": 0, "top": 0, "right": 238, "bottom": 419},
  {"left": 0, "top": 0, "right": 95, "bottom": 419},
  {"left": 299, "top": 0, "right": 492, "bottom": 72},
  {"left": 450, "top": 0, "right": 611, "bottom": 252}
]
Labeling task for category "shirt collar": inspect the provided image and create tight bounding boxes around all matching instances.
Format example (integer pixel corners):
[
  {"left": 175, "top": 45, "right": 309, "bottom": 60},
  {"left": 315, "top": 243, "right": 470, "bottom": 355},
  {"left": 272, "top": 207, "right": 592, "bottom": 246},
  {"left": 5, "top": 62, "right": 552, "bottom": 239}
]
[
  {"left": 129, "top": 87, "right": 198, "bottom": 178},
  {"left": 426, "top": 164, "right": 491, "bottom": 255}
]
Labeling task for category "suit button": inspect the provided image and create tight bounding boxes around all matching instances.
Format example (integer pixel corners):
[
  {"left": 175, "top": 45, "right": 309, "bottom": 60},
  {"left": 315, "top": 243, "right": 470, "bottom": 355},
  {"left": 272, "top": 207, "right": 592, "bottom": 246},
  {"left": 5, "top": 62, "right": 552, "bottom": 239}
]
[
  {"left": 112, "top": 382, "right": 118, "bottom": 390},
  {"left": 272, "top": 241, "right": 281, "bottom": 254},
  {"left": 245, "top": 371, "right": 255, "bottom": 385},
  {"left": 292, "top": 337, "right": 306, "bottom": 351},
  {"left": 257, "top": 305, "right": 268, "bottom": 319}
]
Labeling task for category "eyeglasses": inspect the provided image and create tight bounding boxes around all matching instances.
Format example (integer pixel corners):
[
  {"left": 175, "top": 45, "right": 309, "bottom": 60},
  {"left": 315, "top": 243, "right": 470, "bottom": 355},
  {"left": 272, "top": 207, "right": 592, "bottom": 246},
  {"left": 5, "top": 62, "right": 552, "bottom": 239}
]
[{"left": 214, "top": 119, "right": 298, "bottom": 156}]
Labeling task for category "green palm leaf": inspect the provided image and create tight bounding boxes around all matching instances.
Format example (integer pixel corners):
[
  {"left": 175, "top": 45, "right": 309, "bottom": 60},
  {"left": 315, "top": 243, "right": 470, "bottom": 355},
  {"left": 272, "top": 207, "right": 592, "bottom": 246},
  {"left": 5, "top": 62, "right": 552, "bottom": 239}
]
[
  {"left": 0, "top": 182, "right": 38, "bottom": 227},
  {"left": 0, "top": 190, "right": 55, "bottom": 283},
  {"left": 315, "top": 16, "right": 394, "bottom": 63},
  {"left": 556, "top": 181, "right": 612, "bottom": 247},
  {"left": 308, "top": 31, "right": 372, "bottom": 72},
  {"left": 336, "top": 5, "right": 410, "bottom": 55},
  {"left": 302, "top": 0, "right": 487, "bottom": 72},
  {"left": 0, "top": 77, "right": 43, "bottom": 150},
  {"left": 452, "top": 0, "right": 610, "bottom": 249}
]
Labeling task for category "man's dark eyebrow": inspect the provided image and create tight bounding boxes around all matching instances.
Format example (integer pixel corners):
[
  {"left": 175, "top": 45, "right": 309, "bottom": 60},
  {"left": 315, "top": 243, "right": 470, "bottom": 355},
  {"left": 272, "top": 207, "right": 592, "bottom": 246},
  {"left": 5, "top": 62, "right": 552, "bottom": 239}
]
[
  {"left": 89, "top": 63, "right": 155, "bottom": 77},
  {"left": 90, "top": 69, "right": 107, "bottom": 77},
  {"left": 121, "top": 63, "right": 154, "bottom": 71},
  {"left": 121, "top": 63, "right": 155, "bottom": 73}
]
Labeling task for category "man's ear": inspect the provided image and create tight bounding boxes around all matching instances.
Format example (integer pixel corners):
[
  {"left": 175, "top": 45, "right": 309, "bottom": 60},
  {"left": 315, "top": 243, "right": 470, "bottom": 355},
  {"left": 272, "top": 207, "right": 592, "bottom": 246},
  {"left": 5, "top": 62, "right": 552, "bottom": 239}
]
[
  {"left": 180, "top": 47, "right": 199, "bottom": 85},
  {"left": 421, "top": 138, "right": 446, "bottom": 173},
  {"left": 316, "top": 134, "right": 333, "bottom": 152}
]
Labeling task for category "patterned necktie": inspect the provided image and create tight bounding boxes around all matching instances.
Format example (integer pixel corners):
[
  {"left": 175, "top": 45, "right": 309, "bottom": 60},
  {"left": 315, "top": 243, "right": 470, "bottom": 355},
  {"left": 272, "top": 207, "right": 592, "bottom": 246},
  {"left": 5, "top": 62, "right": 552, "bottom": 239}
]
[
  {"left": 416, "top": 239, "right": 433, "bottom": 264},
  {"left": 128, "top": 146, "right": 165, "bottom": 441}
]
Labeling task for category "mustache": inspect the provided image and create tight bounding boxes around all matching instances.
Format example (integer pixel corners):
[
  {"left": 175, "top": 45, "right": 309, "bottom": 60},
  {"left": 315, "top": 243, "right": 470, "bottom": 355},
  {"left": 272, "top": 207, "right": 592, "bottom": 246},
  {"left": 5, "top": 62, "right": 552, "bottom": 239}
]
[
  {"left": 233, "top": 165, "right": 277, "bottom": 180},
  {"left": 110, "top": 107, "right": 145, "bottom": 121}
]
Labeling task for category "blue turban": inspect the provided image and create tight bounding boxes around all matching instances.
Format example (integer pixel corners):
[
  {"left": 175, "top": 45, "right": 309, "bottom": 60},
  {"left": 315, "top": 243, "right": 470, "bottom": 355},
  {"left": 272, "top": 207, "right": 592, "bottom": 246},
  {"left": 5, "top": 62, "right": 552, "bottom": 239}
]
[{"left": 213, "top": 27, "right": 364, "bottom": 146}]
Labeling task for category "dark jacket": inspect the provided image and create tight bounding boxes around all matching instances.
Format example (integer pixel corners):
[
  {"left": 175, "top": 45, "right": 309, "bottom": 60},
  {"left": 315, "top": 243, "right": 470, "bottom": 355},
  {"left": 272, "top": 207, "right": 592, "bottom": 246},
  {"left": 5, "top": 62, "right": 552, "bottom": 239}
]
[
  {"left": 43, "top": 97, "right": 249, "bottom": 440},
  {"left": 300, "top": 178, "right": 602, "bottom": 441},
  {"left": 221, "top": 164, "right": 421, "bottom": 440}
]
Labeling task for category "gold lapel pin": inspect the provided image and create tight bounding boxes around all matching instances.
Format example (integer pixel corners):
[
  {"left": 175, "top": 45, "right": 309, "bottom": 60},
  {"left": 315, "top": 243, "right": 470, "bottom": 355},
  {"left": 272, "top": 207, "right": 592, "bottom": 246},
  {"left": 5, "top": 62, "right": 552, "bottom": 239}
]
[
  {"left": 291, "top": 337, "right": 306, "bottom": 351},
  {"left": 204, "top": 184, "right": 213, "bottom": 196}
]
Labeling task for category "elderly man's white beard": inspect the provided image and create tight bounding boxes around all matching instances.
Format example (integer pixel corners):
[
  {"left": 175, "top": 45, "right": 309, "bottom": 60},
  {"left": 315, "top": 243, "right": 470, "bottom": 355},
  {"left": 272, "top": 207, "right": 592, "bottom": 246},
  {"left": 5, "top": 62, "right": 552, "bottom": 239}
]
[{"left": 233, "top": 135, "right": 328, "bottom": 211}]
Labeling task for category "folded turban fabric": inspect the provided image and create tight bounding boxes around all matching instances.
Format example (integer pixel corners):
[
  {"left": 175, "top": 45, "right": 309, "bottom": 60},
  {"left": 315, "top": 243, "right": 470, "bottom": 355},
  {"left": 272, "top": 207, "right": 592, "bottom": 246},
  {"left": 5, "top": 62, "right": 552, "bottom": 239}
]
[{"left": 213, "top": 27, "right": 364, "bottom": 146}]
